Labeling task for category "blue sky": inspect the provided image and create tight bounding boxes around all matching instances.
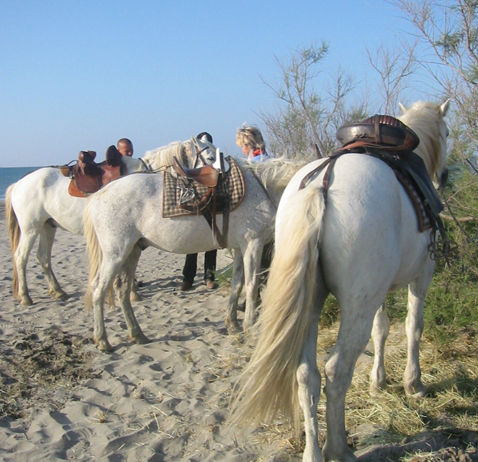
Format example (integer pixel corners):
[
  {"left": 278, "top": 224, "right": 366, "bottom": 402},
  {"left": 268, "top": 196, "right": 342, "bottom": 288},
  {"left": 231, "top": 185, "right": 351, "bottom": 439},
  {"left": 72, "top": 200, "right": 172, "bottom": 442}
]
[{"left": 0, "top": 0, "right": 423, "bottom": 167}]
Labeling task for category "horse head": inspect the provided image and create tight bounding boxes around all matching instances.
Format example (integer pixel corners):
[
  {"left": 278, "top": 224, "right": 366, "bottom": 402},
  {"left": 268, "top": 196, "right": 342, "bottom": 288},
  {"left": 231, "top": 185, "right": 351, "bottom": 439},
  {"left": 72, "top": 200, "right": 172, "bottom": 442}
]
[
  {"left": 398, "top": 99, "right": 450, "bottom": 189},
  {"left": 190, "top": 136, "right": 217, "bottom": 167},
  {"left": 140, "top": 137, "right": 217, "bottom": 171}
]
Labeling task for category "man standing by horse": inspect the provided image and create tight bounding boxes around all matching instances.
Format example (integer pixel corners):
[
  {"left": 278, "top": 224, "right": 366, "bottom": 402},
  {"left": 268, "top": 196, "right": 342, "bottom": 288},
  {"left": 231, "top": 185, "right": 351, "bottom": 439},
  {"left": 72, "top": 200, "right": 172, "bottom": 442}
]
[
  {"left": 117, "top": 138, "right": 134, "bottom": 157},
  {"left": 179, "top": 132, "right": 219, "bottom": 291}
]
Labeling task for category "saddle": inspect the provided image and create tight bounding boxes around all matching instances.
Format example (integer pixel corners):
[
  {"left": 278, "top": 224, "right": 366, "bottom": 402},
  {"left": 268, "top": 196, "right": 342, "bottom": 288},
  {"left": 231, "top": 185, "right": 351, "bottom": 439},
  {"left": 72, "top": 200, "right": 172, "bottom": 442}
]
[
  {"left": 336, "top": 115, "right": 420, "bottom": 151},
  {"left": 163, "top": 155, "right": 246, "bottom": 248},
  {"left": 67, "top": 146, "right": 125, "bottom": 197},
  {"left": 172, "top": 157, "right": 219, "bottom": 188},
  {"left": 299, "top": 115, "right": 449, "bottom": 259},
  {"left": 172, "top": 156, "right": 224, "bottom": 245}
]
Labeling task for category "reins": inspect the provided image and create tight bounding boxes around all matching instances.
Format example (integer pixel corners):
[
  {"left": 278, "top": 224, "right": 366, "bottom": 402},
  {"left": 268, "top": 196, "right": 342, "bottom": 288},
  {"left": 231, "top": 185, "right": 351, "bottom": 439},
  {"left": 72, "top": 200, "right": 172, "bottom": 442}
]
[
  {"left": 138, "top": 157, "right": 150, "bottom": 172},
  {"left": 250, "top": 168, "right": 278, "bottom": 209}
]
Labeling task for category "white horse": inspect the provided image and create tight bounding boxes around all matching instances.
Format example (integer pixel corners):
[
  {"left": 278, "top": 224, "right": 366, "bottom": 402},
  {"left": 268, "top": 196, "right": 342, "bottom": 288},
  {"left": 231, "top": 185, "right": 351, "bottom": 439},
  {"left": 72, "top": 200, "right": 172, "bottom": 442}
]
[
  {"left": 82, "top": 156, "right": 310, "bottom": 351},
  {"left": 6, "top": 137, "right": 216, "bottom": 306},
  {"left": 230, "top": 100, "right": 450, "bottom": 462}
]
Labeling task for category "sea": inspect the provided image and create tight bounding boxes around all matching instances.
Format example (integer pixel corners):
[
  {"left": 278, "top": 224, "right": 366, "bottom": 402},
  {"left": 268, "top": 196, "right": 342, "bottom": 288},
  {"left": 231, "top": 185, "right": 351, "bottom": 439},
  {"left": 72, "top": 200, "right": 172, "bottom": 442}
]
[{"left": 0, "top": 167, "right": 40, "bottom": 201}]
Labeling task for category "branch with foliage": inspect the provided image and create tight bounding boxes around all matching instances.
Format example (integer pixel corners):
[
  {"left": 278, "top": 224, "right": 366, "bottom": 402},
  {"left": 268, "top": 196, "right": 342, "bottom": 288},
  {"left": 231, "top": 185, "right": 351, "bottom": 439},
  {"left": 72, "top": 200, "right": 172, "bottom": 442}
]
[
  {"left": 395, "top": 0, "right": 478, "bottom": 154},
  {"left": 259, "top": 43, "right": 367, "bottom": 159}
]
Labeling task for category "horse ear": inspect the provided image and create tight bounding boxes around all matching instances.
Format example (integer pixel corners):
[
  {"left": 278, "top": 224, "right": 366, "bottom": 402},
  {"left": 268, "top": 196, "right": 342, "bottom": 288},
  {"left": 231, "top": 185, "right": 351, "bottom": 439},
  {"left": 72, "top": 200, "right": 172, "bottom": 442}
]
[
  {"left": 399, "top": 103, "right": 406, "bottom": 114},
  {"left": 191, "top": 136, "right": 200, "bottom": 149},
  {"left": 440, "top": 99, "right": 451, "bottom": 116}
]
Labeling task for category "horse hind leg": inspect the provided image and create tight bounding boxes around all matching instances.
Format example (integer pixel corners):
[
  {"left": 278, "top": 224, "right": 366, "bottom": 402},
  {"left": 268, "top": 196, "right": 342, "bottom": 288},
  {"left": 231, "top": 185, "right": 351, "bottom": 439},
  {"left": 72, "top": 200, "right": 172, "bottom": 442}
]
[
  {"left": 37, "top": 223, "right": 68, "bottom": 301},
  {"left": 297, "top": 311, "right": 323, "bottom": 462},
  {"left": 225, "top": 249, "right": 244, "bottom": 334},
  {"left": 91, "top": 257, "right": 124, "bottom": 352},
  {"left": 242, "top": 239, "right": 263, "bottom": 335},
  {"left": 370, "top": 304, "right": 390, "bottom": 394},
  {"left": 130, "top": 278, "right": 142, "bottom": 302},
  {"left": 14, "top": 230, "right": 38, "bottom": 306},
  {"left": 323, "top": 300, "right": 383, "bottom": 462},
  {"left": 113, "top": 244, "right": 150, "bottom": 345}
]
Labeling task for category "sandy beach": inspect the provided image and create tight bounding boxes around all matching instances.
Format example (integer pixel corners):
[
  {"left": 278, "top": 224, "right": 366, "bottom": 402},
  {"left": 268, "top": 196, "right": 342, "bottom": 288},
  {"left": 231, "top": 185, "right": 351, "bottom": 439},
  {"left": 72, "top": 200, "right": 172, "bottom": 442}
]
[
  {"left": 2, "top": 199, "right": 477, "bottom": 462},
  {"left": 0, "top": 201, "right": 298, "bottom": 462}
]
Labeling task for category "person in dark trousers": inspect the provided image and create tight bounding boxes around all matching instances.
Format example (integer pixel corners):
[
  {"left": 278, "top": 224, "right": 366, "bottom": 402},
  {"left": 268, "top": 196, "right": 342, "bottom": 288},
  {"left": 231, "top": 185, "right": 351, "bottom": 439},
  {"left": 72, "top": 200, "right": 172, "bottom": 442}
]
[{"left": 179, "top": 131, "right": 218, "bottom": 291}]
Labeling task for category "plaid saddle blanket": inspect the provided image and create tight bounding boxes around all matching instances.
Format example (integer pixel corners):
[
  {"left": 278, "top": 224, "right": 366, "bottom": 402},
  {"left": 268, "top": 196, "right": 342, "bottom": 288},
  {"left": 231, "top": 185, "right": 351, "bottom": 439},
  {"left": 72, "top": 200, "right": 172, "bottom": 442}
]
[{"left": 162, "top": 156, "right": 245, "bottom": 218}]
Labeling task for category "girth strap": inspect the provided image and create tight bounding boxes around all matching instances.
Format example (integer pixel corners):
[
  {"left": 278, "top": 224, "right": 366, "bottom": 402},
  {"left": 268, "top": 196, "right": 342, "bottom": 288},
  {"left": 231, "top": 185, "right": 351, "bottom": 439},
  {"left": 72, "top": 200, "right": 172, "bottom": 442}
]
[
  {"left": 299, "top": 156, "right": 338, "bottom": 203},
  {"left": 202, "top": 204, "right": 229, "bottom": 248}
]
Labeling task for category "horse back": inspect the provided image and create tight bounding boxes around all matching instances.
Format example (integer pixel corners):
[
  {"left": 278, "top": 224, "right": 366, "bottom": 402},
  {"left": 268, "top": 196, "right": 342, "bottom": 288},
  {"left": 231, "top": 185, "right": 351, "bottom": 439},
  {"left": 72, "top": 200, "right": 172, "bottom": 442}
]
[
  {"left": 283, "top": 155, "right": 431, "bottom": 292},
  {"left": 11, "top": 167, "right": 85, "bottom": 233}
]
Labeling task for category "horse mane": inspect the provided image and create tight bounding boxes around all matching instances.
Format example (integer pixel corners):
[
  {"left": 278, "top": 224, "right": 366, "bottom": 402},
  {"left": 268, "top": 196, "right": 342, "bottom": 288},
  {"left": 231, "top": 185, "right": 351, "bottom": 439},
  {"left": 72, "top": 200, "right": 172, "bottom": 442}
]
[
  {"left": 398, "top": 101, "right": 448, "bottom": 177},
  {"left": 236, "top": 155, "right": 314, "bottom": 196},
  {"left": 142, "top": 140, "right": 189, "bottom": 170}
]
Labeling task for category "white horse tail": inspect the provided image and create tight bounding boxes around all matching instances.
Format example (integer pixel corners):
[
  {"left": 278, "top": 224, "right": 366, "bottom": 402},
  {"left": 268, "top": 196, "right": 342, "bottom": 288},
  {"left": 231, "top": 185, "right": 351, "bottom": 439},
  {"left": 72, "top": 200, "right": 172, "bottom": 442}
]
[
  {"left": 230, "top": 184, "right": 325, "bottom": 431},
  {"left": 5, "top": 184, "right": 20, "bottom": 300},
  {"left": 83, "top": 199, "right": 114, "bottom": 311}
]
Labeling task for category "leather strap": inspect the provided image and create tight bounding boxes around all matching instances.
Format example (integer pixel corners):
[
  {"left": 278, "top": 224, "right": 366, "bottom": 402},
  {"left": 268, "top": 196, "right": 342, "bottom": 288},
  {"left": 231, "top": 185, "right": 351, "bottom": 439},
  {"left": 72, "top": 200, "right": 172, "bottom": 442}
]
[{"left": 299, "top": 157, "right": 336, "bottom": 203}]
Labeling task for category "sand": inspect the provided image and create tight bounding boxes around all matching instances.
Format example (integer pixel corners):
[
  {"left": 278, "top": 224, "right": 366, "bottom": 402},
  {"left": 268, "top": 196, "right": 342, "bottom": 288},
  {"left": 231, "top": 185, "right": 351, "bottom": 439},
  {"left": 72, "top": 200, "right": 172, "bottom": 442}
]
[
  {"left": 2, "top": 201, "right": 477, "bottom": 462},
  {"left": 0, "top": 202, "right": 296, "bottom": 462}
]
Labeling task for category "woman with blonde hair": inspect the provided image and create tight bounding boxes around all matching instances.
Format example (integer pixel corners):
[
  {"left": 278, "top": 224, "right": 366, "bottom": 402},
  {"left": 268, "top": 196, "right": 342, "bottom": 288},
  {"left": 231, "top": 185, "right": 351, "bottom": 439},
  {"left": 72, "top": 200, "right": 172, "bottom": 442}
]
[
  {"left": 235, "top": 125, "right": 272, "bottom": 312},
  {"left": 236, "top": 125, "right": 269, "bottom": 161}
]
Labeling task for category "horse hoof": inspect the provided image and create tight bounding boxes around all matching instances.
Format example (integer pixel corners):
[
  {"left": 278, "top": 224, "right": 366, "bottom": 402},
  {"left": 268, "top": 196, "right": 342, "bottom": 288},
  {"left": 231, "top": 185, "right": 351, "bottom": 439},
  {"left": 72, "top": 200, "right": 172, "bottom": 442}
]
[
  {"left": 226, "top": 320, "right": 241, "bottom": 335},
  {"left": 55, "top": 292, "right": 69, "bottom": 301},
  {"left": 323, "top": 442, "right": 357, "bottom": 462},
  {"left": 406, "top": 385, "right": 427, "bottom": 399},
  {"left": 130, "top": 333, "right": 151, "bottom": 345},
  {"left": 369, "top": 384, "right": 386, "bottom": 398},
  {"left": 95, "top": 338, "right": 114, "bottom": 352},
  {"left": 130, "top": 292, "right": 143, "bottom": 302},
  {"left": 20, "top": 296, "right": 33, "bottom": 306}
]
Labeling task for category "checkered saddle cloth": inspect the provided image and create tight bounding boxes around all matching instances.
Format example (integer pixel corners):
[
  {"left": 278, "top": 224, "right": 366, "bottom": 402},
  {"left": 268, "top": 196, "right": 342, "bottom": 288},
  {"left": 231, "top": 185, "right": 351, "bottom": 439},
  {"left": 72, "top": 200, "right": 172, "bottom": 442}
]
[{"left": 162, "top": 156, "right": 245, "bottom": 218}]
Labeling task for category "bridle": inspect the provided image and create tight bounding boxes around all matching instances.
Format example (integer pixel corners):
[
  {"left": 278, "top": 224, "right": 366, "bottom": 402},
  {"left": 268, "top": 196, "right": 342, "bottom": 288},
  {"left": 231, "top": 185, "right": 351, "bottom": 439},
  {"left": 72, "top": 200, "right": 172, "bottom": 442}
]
[{"left": 193, "top": 143, "right": 210, "bottom": 168}]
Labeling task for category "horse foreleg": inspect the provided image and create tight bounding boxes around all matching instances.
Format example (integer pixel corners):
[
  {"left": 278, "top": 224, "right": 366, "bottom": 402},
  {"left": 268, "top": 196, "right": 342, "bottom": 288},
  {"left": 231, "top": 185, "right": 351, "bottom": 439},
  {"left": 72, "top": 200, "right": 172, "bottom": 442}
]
[
  {"left": 370, "top": 304, "right": 390, "bottom": 394},
  {"left": 242, "top": 239, "right": 263, "bottom": 335},
  {"left": 37, "top": 224, "right": 68, "bottom": 301},
  {"left": 225, "top": 249, "right": 244, "bottom": 334},
  {"left": 403, "top": 268, "right": 433, "bottom": 398},
  {"left": 323, "top": 305, "right": 379, "bottom": 462},
  {"left": 14, "top": 230, "right": 38, "bottom": 306},
  {"left": 113, "top": 245, "right": 150, "bottom": 345},
  {"left": 297, "top": 312, "right": 323, "bottom": 462}
]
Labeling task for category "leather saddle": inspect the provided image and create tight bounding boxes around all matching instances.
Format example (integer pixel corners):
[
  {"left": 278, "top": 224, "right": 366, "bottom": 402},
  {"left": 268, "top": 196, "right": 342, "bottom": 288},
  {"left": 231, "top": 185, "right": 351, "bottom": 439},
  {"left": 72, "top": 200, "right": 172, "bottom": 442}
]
[
  {"left": 299, "top": 115, "right": 449, "bottom": 258},
  {"left": 172, "top": 157, "right": 219, "bottom": 187},
  {"left": 336, "top": 115, "right": 420, "bottom": 151},
  {"left": 68, "top": 146, "right": 124, "bottom": 197},
  {"left": 172, "top": 156, "right": 224, "bottom": 246}
]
